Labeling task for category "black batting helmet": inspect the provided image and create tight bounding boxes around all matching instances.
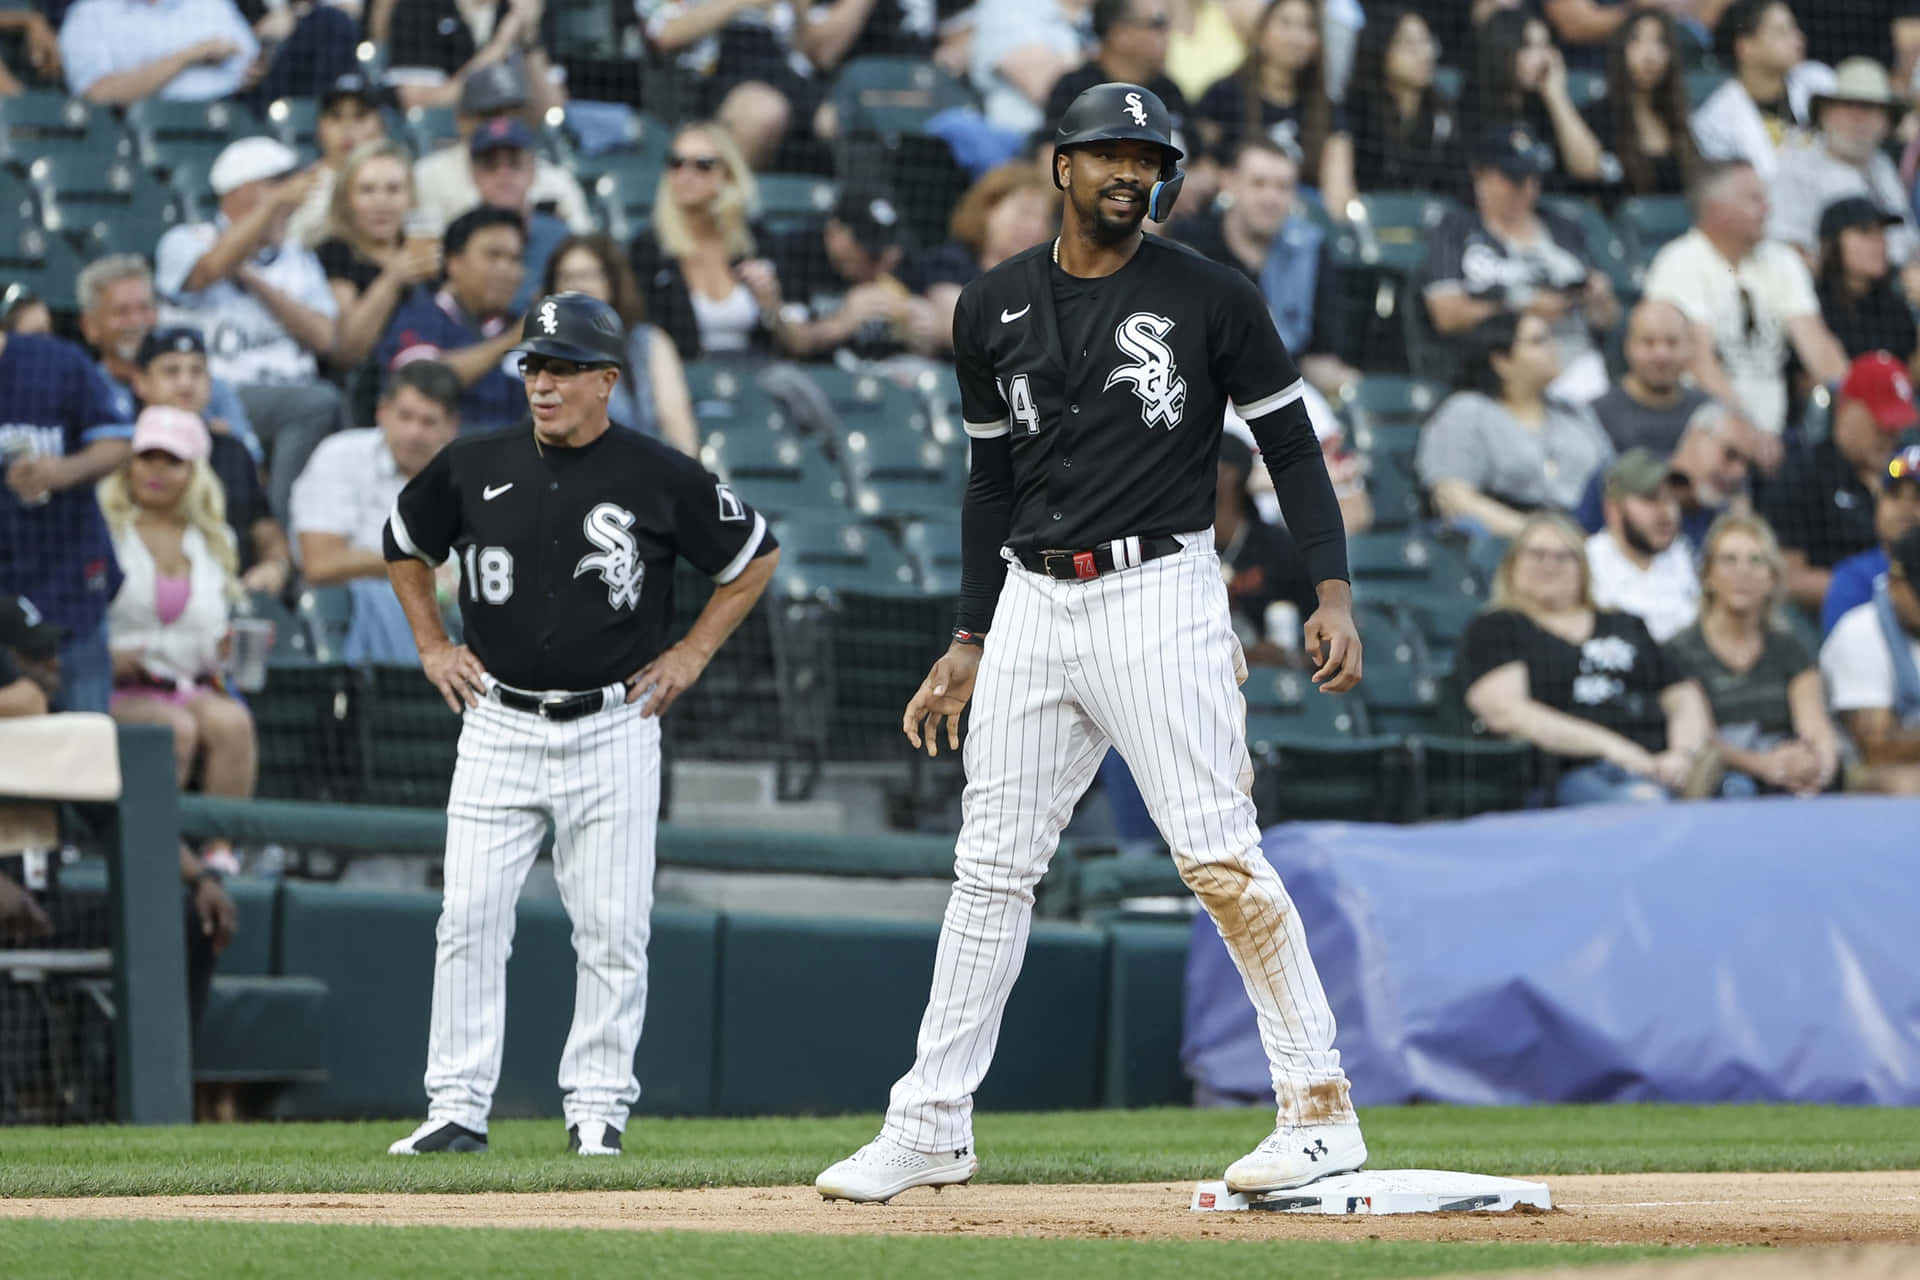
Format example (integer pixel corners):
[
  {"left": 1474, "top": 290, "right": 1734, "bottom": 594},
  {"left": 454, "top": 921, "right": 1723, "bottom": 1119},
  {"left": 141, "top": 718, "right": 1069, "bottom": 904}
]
[
  {"left": 1052, "top": 82, "right": 1187, "bottom": 219},
  {"left": 513, "top": 292, "right": 627, "bottom": 366}
]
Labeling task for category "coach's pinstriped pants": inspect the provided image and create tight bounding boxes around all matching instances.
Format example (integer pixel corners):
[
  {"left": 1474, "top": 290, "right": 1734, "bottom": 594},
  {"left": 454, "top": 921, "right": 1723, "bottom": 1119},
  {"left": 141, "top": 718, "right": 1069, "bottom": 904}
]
[
  {"left": 883, "top": 531, "right": 1352, "bottom": 1154},
  {"left": 422, "top": 687, "right": 660, "bottom": 1135}
]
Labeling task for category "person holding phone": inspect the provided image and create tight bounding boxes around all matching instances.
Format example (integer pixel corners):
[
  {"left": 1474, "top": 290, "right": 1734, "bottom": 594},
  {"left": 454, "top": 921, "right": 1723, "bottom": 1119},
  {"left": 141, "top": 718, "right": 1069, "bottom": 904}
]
[{"left": 318, "top": 140, "right": 444, "bottom": 373}]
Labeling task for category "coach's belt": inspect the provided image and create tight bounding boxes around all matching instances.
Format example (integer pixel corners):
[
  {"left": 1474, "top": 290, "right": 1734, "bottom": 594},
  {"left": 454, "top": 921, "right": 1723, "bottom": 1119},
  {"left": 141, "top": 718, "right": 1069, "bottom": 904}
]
[
  {"left": 1019, "top": 534, "right": 1182, "bottom": 581},
  {"left": 492, "top": 683, "right": 616, "bottom": 722}
]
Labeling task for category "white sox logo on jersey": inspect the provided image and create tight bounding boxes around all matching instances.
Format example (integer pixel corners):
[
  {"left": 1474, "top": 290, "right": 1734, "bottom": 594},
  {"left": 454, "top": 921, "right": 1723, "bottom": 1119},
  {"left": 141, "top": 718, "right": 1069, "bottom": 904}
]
[
  {"left": 1104, "top": 312, "right": 1187, "bottom": 429},
  {"left": 574, "top": 502, "right": 644, "bottom": 610},
  {"left": 1124, "top": 92, "right": 1149, "bottom": 126},
  {"left": 537, "top": 299, "right": 559, "bottom": 334}
]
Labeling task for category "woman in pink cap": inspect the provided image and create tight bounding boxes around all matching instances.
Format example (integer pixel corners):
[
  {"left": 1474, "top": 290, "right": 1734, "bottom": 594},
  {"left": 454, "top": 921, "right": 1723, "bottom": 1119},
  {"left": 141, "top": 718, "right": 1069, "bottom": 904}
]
[{"left": 98, "top": 406, "right": 257, "bottom": 870}]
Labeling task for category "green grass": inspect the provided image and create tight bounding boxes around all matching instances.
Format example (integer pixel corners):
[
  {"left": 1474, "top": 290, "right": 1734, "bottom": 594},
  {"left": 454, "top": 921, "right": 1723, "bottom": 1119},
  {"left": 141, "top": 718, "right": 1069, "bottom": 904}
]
[
  {"left": 0, "top": 1220, "right": 1719, "bottom": 1280},
  {"left": 0, "top": 1104, "right": 1914, "bottom": 1198}
]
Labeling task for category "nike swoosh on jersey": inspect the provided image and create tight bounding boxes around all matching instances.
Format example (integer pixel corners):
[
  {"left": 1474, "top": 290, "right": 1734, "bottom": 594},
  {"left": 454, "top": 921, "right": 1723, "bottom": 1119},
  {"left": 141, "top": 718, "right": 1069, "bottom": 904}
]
[
  {"left": 483, "top": 483, "right": 514, "bottom": 500},
  {"left": 1000, "top": 305, "right": 1031, "bottom": 323}
]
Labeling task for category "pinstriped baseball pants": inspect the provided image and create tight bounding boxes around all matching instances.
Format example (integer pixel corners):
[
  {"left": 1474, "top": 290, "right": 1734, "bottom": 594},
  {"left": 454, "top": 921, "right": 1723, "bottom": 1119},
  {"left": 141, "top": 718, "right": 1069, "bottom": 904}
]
[
  {"left": 883, "top": 531, "right": 1352, "bottom": 1154},
  {"left": 421, "top": 690, "right": 660, "bottom": 1135}
]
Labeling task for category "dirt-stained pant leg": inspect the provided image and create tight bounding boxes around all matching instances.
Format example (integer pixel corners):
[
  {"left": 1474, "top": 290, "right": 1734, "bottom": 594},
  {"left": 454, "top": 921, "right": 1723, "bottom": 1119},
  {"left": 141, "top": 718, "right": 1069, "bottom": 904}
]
[{"left": 1070, "top": 533, "right": 1353, "bottom": 1125}]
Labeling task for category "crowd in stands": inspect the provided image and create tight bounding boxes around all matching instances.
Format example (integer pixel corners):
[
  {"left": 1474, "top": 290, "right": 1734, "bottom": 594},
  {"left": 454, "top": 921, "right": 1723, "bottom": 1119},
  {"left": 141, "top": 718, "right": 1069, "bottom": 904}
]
[{"left": 3, "top": 0, "right": 1920, "bottom": 841}]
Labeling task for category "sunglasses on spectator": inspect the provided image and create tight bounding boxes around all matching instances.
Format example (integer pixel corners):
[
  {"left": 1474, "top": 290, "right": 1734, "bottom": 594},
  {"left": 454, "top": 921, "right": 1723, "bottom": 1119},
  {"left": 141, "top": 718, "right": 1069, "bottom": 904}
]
[
  {"left": 1127, "top": 13, "right": 1172, "bottom": 29},
  {"left": 668, "top": 155, "right": 722, "bottom": 172},
  {"left": 1519, "top": 546, "right": 1580, "bottom": 565},
  {"left": 520, "top": 355, "right": 613, "bottom": 379}
]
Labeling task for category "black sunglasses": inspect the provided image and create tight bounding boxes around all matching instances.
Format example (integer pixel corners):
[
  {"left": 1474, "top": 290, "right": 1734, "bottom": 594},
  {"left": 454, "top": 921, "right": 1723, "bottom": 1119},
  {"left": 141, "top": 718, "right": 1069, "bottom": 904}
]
[
  {"left": 520, "top": 354, "right": 613, "bottom": 378},
  {"left": 667, "top": 155, "right": 722, "bottom": 172},
  {"left": 1128, "top": 13, "right": 1171, "bottom": 28}
]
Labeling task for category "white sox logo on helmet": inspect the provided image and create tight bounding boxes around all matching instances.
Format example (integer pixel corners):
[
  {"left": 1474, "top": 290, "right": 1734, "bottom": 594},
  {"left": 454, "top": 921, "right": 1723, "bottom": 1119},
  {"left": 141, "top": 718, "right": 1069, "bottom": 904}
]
[
  {"left": 1105, "top": 312, "right": 1186, "bottom": 429},
  {"left": 1124, "top": 91, "right": 1148, "bottom": 126},
  {"left": 538, "top": 299, "right": 559, "bottom": 334},
  {"left": 575, "top": 502, "right": 644, "bottom": 610}
]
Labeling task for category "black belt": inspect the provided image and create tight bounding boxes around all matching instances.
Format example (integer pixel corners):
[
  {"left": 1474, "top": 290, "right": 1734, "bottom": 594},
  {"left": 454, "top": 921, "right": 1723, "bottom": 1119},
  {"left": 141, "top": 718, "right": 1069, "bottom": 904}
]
[
  {"left": 492, "top": 684, "right": 617, "bottom": 722},
  {"left": 1018, "top": 534, "right": 1182, "bottom": 581}
]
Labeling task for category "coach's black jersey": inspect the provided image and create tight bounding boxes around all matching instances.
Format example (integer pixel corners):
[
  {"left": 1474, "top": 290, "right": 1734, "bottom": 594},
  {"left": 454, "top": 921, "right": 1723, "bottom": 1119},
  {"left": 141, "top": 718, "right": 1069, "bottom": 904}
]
[
  {"left": 383, "top": 422, "right": 775, "bottom": 691},
  {"left": 953, "top": 235, "right": 1307, "bottom": 554}
]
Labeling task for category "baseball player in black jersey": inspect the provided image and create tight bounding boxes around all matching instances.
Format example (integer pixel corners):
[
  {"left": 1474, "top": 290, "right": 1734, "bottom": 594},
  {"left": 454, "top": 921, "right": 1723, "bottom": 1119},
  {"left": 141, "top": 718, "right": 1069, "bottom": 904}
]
[
  {"left": 381, "top": 292, "right": 779, "bottom": 1157},
  {"left": 817, "top": 84, "right": 1367, "bottom": 1203}
]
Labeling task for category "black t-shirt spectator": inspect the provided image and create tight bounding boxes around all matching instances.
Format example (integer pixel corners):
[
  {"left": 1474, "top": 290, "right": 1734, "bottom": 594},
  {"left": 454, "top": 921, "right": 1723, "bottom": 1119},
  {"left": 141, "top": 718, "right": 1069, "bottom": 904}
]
[
  {"left": 316, "top": 238, "right": 383, "bottom": 294},
  {"left": 389, "top": 0, "right": 555, "bottom": 80},
  {"left": 1579, "top": 97, "right": 1686, "bottom": 199},
  {"left": 839, "top": 0, "right": 939, "bottom": 64},
  {"left": 1046, "top": 66, "right": 1191, "bottom": 144},
  {"left": 1173, "top": 208, "right": 1340, "bottom": 357},
  {"left": 1754, "top": 438, "right": 1883, "bottom": 571},
  {"left": 1194, "top": 75, "right": 1349, "bottom": 166},
  {"left": 767, "top": 226, "right": 930, "bottom": 360},
  {"left": 1349, "top": 90, "right": 1466, "bottom": 198},
  {"left": 210, "top": 432, "right": 270, "bottom": 573},
  {"left": 1819, "top": 280, "right": 1919, "bottom": 365},
  {"left": 1461, "top": 607, "right": 1681, "bottom": 759},
  {"left": 1798, "top": 1, "right": 1920, "bottom": 71}
]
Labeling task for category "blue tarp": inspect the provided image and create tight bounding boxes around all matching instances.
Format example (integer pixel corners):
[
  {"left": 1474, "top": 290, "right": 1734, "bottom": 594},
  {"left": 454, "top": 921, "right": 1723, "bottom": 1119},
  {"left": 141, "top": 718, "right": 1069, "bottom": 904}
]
[{"left": 1183, "top": 797, "right": 1920, "bottom": 1105}]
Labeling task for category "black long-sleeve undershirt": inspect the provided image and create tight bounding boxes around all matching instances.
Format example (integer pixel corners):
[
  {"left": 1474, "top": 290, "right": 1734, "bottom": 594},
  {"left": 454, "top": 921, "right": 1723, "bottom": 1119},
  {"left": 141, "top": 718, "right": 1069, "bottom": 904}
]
[
  {"left": 1248, "top": 397, "right": 1350, "bottom": 588},
  {"left": 954, "top": 434, "right": 1014, "bottom": 635}
]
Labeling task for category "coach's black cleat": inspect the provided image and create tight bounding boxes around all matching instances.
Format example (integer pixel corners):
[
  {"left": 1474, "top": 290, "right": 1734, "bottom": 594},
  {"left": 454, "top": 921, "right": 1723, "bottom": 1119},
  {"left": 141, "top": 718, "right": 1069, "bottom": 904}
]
[
  {"left": 569, "top": 1121, "right": 624, "bottom": 1155},
  {"left": 388, "top": 1120, "right": 488, "bottom": 1155}
]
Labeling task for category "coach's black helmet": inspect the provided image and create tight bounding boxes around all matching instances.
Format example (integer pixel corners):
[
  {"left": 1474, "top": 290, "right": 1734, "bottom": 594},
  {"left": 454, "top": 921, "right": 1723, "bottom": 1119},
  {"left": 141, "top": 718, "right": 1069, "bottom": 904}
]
[
  {"left": 1052, "top": 82, "right": 1186, "bottom": 220},
  {"left": 513, "top": 292, "right": 627, "bottom": 367}
]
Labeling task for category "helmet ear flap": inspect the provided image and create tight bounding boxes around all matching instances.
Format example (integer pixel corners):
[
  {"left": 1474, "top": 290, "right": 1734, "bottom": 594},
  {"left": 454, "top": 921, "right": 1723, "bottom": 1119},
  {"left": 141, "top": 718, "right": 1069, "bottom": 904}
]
[{"left": 1147, "top": 168, "right": 1185, "bottom": 222}]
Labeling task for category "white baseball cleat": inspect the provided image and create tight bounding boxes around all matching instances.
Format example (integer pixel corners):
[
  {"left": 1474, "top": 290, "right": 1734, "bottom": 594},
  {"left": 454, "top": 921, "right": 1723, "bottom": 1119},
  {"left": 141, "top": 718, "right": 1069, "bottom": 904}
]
[
  {"left": 568, "top": 1121, "right": 624, "bottom": 1155},
  {"left": 387, "top": 1119, "right": 487, "bottom": 1155},
  {"left": 1224, "top": 1119, "right": 1367, "bottom": 1194},
  {"left": 815, "top": 1136, "right": 978, "bottom": 1203}
]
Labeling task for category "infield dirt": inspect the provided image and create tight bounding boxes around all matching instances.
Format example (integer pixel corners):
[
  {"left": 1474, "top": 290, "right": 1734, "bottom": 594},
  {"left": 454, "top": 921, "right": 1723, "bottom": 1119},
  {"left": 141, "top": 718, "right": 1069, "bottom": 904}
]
[{"left": 2, "top": 1171, "right": 1916, "bottom": 1249}]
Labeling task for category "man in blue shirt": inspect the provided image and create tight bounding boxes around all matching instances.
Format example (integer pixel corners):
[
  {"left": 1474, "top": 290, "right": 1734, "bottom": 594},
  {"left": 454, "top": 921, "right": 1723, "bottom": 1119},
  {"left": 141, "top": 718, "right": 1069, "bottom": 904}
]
[
  {"left": 1824, "top": 445, "right": 1920, "bottom": 634},
  {"left": 1577, "top": 404, "right": 1753, "bottom": 549},
  {"left": 375, "top": 206, "right": 526, "bottom": 434},
  {"left": 0, "top": 333, "right": 134, "bottom": 712}
]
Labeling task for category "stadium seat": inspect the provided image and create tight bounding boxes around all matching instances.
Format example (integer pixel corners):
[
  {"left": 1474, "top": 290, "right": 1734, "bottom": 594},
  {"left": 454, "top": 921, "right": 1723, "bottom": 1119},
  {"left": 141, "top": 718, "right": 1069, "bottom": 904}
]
[
  {"left": 1347, "top": 531, "right": 1478, "bottom": 597},
  {"left": 755, "top": 172, "right": 835, "bottom": 233},
  {"left": 1685, "top": 67, "right": 1728, "bottom": 108},
  {"left": 1391, "top": 587, "right": 1484, "bottom": 670},
  {"left": 1332, "top": 192, "right": 1461, "bottom": 273},
  {"left": 299, "top": 585, "right": 353, "bottom": 662},
  {"left": 840, "top": 426, "right": 960, "bottom": 521},
  {"left": 1615, "top": 195, "right": 1692, "bottom": 278},
  {"left": 0, "top": 223, "right": 84, "bottom": 311},
  {"left": 246, "top": 590, "right": 317, "bottom": 665},
  {"left": 1364, "top": 454, "right": 1424, "bottom": 530},
  {"left": 831, "top": 57, "right": 975, "bottom": 143},
  {"left": 900, "top": 516, "right": 964, "bottom": 592},
  {"left": 1565, "top": 67, "right": 1606, "bottom": 106},
  {"left": 1251, "top": 734, "right": 1411, "bottom": 823},
  {"left": 702, "top": 429, "right": 849, "bottom": 520},
  {"left": 589, "top": 162, "right": 662, "bottom": 240},
  {"left": 1358, "top": 655, "right": 1444, "bottom": 736},
  {"left": 0, "top": 91, "right": 128, "bottom": 166},
  {"left": 1339, "top": 374, "right": 1446, "bottom": 425},
  {"left": 1242, "top": 667, "right": 1367, "bottom": 735},
  {"left": 682, "top": 363, "right": 793, "bottom": 437},
  {"left": 27, "top": 152, "right": 153, "bottom": 227},
  {"left": 265, "top": 97, "right": 319, "bottom": 150},
  {"left": 1353, "top": 601, "right": 1425, "bottom": 668},
  {"left": 358, "top": 664, "right": 461, "bottom": 808},
  {"left": 126, "top": 99, "right": 254, "bottom": 155},
  {"left": 402, "top": 105, "right": 460, "bottom": 157},
  {"left": 71, "top": 204, "right": 184, "bottom": 260},
  {"left": 771, "top": 516, "right": 917, "bottom": 596}
]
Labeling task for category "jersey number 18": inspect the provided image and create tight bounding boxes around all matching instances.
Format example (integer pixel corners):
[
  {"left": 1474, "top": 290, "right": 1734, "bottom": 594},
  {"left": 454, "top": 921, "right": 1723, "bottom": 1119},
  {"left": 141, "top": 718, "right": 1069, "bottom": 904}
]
[{"left": 463, "top": 545, "right": 515, "bottom": 604}]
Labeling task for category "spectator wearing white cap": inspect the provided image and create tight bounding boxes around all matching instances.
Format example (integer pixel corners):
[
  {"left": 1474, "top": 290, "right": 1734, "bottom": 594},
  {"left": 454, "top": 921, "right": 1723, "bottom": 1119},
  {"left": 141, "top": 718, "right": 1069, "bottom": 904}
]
[
  {"left": 409, "top": 59, "right": 591, "bottom": 234},
  {"left": 100, "top": 407, "right": 258, "bottom": 864},
  {"left": 1767, "top": 58, "right": 1920, "bottom": 292},
  {"left": 59, "top": 0, "right": 357, "bottom": 107},
  {"left": 155, "top": 135, "right": 346, "bottom": 526}
]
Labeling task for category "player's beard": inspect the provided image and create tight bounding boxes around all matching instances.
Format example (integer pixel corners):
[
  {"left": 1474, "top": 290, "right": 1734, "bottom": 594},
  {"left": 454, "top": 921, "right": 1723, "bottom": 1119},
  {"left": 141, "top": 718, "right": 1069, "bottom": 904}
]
[{"left": 1073, "top": 181, "right": 1149, "bottom": 245}]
